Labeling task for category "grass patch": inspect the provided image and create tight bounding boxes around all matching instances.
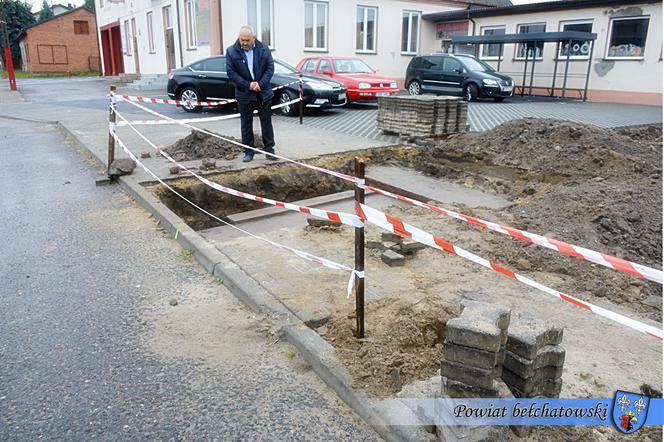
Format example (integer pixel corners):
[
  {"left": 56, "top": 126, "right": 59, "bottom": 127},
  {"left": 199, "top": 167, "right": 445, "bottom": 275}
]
[
  {"left": 1, "top": 70, "right": 99, "bottom": 79},
  {"left": 286, "top": 348, "right": 297, "bottom": 359},
  {"left": 177, "top": 249, "right": 194, "bottom": 261}
]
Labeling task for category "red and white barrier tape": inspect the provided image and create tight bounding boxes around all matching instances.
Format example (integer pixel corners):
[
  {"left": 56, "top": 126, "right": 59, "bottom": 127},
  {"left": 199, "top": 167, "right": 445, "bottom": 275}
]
[
  {"left": 110, "top": 128, "right": 363, "bottom": 295},
  {"left": 356, "top": 203, "right": 663, "bottom": 341},
  {"left": 115, "top": 90, "right": 662, "bottom": 285},
  {"left": 119, "top": 97, "right": 358, "bottom": 183},
  {"left": 359, "top": 184, "right": 663, "bottom": 285},
  {"left": 113, "top": 108, "right": 363, "bottom": 228},
  {"left": 116, "top": 98, "right": 302, "bottom": 126},
  {"left": 116, "top": 80, "right": 301, "bottom": 107}
]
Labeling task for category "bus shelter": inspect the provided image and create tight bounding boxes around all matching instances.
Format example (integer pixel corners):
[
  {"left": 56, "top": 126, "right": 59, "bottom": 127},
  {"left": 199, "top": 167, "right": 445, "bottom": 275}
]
[{"left": 451, "top": 31, "right": 597, "bottom": 101}]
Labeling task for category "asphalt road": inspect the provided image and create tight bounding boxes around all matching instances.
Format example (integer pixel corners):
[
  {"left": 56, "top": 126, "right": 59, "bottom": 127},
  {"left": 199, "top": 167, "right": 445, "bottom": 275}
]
[{"left": 0, "top": 117, "right": 380, "bottom": 441}]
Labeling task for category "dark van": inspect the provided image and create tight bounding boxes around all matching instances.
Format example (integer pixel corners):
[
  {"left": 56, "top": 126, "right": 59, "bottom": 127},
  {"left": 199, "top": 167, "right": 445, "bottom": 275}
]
[{"left": 405, "top": 54, "right": 514, "bottom": 102}]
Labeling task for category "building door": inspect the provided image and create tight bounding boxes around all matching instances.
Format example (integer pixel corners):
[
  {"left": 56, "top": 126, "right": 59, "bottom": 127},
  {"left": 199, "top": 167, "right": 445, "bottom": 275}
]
[
  {"left": 163, "top": 6, "right": 176, "bottom": 70},
  {"left": 131, "top": 18, "right": 140, "bottom": 74},
  {"left": 100, "top": 23, "right": 125, "bottom": 76}
]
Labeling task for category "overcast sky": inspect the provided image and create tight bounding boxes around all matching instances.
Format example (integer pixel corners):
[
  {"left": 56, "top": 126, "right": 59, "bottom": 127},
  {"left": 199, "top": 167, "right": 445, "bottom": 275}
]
[{"left": 26, "top": 0, "right": 556, "bottom": 13}]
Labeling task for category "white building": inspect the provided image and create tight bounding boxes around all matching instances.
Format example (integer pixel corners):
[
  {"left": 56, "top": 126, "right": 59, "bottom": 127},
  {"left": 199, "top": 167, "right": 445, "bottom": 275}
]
[
  {"left": 94, "top": 0, "right": 510, "bottom": 82},
  {"left": 426, "top": 0, "right": 662, "bottom": 105}
]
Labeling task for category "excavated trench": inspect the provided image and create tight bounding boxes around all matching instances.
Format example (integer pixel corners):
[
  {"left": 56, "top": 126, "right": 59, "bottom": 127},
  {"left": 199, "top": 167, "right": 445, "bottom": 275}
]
[{"left": 146, "top": 145, "right": 564, "bottom": 231}]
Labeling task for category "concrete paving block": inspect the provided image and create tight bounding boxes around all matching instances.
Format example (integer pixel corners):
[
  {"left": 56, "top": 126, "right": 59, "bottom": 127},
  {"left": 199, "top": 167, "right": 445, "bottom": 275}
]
[
  {"left": 381, "top": 249, "right": 405, "bottom": 267},
  {"left": 441, "top": 360, "right": 496, "bottom": 390},
  {"left": 445, "top": 317, "right": 502, "bottom": 352},
  {"left": 443, "top": 342, "right": 498, "bottom": 370},
  {"left": 460, "top": 299, "right": 511, "bottom": 331},
  {"left": 504, "top": 346, "right": 566, "bottom": 378},
  {"left": 443, "top": 377, "right": 501, "bottom": 398},
  {"left": 506, "top": 316, "right": 563, "bottom": 360},
  {"left": 381, "top": 232, "right": 402, "bottom": 243},
  {"left": 502, "top": 368, "right": 563, "bottom": 396},
  {"left": 401, "top": 239, "right": 427, "bottom": 252},
  {"left": 508, "top": 378, "right": 563, "bottom": 398}
]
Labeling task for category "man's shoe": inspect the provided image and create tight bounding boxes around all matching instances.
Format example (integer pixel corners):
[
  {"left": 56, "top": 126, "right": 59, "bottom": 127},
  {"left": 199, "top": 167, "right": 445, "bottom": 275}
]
[
  {"left": 242, "top": 153, "right": 254, "bottom": 162},
  {"left": 265, "top": 151, "right": 278, "bottom": 161}
]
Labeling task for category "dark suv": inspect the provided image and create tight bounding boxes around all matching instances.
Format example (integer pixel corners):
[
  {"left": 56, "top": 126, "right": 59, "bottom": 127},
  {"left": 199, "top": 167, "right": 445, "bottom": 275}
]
[{"left": 405, "top": 54, "right": 514, "bottom": 102}]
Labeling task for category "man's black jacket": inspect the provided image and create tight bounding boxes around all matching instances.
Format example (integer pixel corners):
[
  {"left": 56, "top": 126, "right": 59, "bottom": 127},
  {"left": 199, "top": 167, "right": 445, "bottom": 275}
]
[{"left": 226, "top": 39, "right": 274, "bottom": 103}]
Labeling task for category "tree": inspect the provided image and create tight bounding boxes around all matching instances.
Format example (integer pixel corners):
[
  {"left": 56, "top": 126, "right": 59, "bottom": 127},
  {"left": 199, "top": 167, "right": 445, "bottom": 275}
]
[
  {"left": 37, "top": 0, "right": 53, "bottom": 22},
  {"left": 0, "top": 0, "right": 36, "bottom": 68},
  {"left": 83, "top": 0, "right": 95, "bottom": 11}
]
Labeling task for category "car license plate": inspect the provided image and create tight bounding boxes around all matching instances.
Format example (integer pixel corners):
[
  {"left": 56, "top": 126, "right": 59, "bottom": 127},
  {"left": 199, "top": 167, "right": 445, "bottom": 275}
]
[
  {"left": 339, "top": 93, "right": 346, "bottom": 100},
  {"left": 501, "top": 86, "right": 513, "bottom": 92},
  {"left": 376, "top": 92, "right": 390, "bottom": 97}
]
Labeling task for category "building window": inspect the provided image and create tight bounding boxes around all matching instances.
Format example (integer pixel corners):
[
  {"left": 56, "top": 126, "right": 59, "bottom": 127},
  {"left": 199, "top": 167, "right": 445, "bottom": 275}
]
[
  {"left": 73, "top": 20, "right": 89, "bottom": 35},
  {"left": 184, "top": 0, "right": 197, "bottom": 48},
  {"left": 247, "top": 0, "right": 273, "bottom": 48},
  {"left": 558, "top": 20, "right": 593, "bottom": 59},
  {"left": 356, "top": 5, "right": 377, "bottom": 53},
  {"left": 516, "top": 22, "right": 545, "bottom": 59},
  {"left": 304, "top": 1, "right": 327, "bottom": 51},
  {"left": 163, "top": 5, "right": 172, "bottom": 29},
  {"left": 124, "top": 19, "right": 132, "bottom": 55},
  {"left": 606, "top": 16, "right": 649, "bottom": 59},
  {"left": 480, "top": 26, "right": 505, "bottom": 59},
  {"left": 146, "top": 12, "right": 156, "bottom": 53},
  {"left": 401, "top": 10, "right": 420, "bottom": 54}
]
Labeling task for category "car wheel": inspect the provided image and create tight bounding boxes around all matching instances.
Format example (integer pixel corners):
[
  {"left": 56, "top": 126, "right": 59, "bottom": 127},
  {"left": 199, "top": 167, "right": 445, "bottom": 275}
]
[
  {"left": 278, "top": 90, "right": 298, "bottom": 117},
  {"left": 464, "top": 83, "right": 479, "bottom": 102},
  {"left": 407, "top": 80, "right": 422, "bottom": 96},
  {"left": 494, "top": 97, "right": 505, "bottom": 102},
  {"left": 178, "top": 87, "right": 202, "bottom": 113}
]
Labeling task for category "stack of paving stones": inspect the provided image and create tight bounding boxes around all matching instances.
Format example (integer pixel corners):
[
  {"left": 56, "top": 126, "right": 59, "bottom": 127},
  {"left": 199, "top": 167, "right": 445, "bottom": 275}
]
[
  {"left": 502, "top": 315, "right": 565, "bottom": 399},
  {"left": 368, "top": 232, "right": 427, "bottom": 267},
  {"left": 438, "top": 299, "right": 513, "bottom": 441},
  {"left": 501, "top": 315, "right": 565, "bottom": 437},
  {"left": 377, "top": 95, "right": 468, "bottom": 137}
]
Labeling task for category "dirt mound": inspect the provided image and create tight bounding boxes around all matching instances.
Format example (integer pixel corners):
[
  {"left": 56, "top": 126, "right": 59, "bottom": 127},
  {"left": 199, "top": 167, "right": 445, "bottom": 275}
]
[
  {"left": 426, "top": 119, "right": 660, "bottom": 178},
  {"left": 321, "top": 296, "right": 456, "bottom": 398},
  {"left": 164, "top": 130, "right": 243, "bottom": 161}
]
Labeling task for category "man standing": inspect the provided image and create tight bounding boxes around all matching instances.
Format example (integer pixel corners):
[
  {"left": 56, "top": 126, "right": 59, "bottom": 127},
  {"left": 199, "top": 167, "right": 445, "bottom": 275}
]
[{"left": 226, "top": 26, "right": 277, "bottom": 162}]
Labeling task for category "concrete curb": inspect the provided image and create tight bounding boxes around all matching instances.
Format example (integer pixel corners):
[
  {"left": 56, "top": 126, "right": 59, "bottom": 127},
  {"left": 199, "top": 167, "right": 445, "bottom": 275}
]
[{"left": 56, "top": 119, "right": 429, "bottom": 442}]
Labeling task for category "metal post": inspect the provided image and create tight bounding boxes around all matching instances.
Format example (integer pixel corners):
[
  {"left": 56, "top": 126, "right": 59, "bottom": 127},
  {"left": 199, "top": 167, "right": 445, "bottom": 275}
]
[
  {"left": 528, "top": 41, "right": 536, "bottom": 96},
  {"left": 521, "top": 44, "right": 529, "bottom": 97},
  {"left": 298, "top": 73, "right": 304, "bottom": 125},
  {"left": 354, "top": 157, "right": 365, "bottom": 339},
  {"left": 551, "top": 41, "right": 560, "bottom": 97},
  {"left": 107, "top": 85, "right": 117, "bottom": 178},
  {"left": 562, "top": 39, "right": 572, "bottom": 98},
  {"left": 582, "top": 40, "right": 594, "bottom": 102}
]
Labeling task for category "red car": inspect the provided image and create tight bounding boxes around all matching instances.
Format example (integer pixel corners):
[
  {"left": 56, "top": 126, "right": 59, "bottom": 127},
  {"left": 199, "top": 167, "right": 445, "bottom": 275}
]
[{"left": 296, "top": 57, "right": 399, "bottom": 103}]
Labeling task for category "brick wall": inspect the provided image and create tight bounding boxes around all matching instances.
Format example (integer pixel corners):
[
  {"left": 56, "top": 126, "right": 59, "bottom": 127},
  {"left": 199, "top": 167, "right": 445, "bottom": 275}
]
[{"left": 23, "top": 9, "right": 100, "bottom": 73}]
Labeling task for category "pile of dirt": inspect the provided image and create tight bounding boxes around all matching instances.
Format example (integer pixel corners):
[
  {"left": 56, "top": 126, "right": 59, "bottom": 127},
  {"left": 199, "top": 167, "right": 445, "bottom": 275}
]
[
  {"left": 423, "top": 119, "right": 660, "bottom": 179},
  {"left": 413, "top": 119, "right": 662, "bottom": 270},
  {"left": 321, "top": 295, "right": 456, "bottom": 398},
  {"left": 164, "top": 130, "right": 243, "bottom": 161}
]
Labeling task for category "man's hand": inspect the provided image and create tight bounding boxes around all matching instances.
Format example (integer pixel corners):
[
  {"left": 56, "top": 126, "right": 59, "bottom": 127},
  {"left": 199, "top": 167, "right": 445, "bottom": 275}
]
[{"left": 250, "top": 81, "right": 261, "bottom": 92}]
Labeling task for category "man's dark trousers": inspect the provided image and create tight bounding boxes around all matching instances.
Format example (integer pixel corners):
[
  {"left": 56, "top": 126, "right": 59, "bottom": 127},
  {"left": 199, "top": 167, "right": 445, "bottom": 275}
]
[{"left": 237, "top": 97, "right": 275, "bottom": 158}]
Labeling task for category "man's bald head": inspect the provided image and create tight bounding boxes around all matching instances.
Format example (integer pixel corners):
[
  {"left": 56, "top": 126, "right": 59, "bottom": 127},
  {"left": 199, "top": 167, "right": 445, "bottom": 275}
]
[{"left": 239, "top": 26, "right": 255, "bottom": 50}]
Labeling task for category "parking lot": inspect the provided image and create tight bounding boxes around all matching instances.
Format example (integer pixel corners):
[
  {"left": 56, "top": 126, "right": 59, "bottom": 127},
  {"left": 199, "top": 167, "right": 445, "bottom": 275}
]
[{"left": 274, "top": 96, "right": 662, "bottom": 142}]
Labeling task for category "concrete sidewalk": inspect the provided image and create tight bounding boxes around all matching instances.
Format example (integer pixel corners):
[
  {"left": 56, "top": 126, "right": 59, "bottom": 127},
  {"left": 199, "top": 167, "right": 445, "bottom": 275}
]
[{"left": 0, "top": 81, "right": 391, "bottom": 184}]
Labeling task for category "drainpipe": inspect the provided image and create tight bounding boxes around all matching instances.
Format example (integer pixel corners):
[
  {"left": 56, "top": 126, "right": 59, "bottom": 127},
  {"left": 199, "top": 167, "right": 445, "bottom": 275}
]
[
  {"left": 175, "top": 0, "right": 184, "bottom": 67},
  {"left": 467, "top": 8, "right": 476, "bottom": 56},
  {"left": 218, "top": 0, "right": 224, "bottom": 54}
]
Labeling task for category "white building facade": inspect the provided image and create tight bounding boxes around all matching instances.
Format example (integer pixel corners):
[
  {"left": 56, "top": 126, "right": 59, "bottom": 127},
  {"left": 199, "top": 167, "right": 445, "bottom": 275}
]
[
  {"left": 94, "top": 0, "right": 507, "bottom": 83},
  {"left": 426, "top": 0, "right": 662, "bottom": 105}
]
